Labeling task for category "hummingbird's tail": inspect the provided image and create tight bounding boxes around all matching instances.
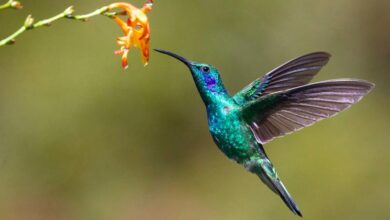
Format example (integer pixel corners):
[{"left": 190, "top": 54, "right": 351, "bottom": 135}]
[{"left": 245, "top": 158, "right": 302, "bottom": 217}]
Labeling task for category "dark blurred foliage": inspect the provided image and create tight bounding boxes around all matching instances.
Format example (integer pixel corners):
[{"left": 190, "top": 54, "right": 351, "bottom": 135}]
[{"left": 0, "top": 0, "right": 389, "bottom": 219}]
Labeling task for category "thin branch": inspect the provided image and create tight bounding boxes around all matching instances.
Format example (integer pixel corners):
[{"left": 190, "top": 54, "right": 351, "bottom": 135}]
[
  {"left": 0, "top": 5, "right": 123, "bottom": 47},
  {"left": 0, "top": 0, "right": 22, "bottom": 10},
  {"left": 67, "top": 6, "right": 109, "bottom": 21}
]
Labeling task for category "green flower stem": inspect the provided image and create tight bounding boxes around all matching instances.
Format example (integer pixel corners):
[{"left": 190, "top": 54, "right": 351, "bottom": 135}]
[
  {"left": 0, "top": 0, "right": 11, "bottom": 10},
  {"left": 0, "top": 5, "right": 120, "bottom": 47},
  {"left": 67, "top": 6, "right": 109, "bottom": 21}
]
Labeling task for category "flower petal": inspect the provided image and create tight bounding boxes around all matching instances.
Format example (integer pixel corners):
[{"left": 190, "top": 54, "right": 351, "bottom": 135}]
[{"left": 121, "top": 49, "right": 129, "bottom": 69}]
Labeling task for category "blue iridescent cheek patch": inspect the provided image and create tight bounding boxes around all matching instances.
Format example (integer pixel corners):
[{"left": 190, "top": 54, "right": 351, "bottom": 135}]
[{"left": 205, "top": 75, "right": 217, "bottom": 91}]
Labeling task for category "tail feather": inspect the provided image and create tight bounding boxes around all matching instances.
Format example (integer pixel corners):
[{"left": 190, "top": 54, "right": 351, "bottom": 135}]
[
  {"left": 269, "top": 176, "right": 302, "bottom": 217},
  {"left": 246, "top": 159, "right": 302, "bottom": 217}
]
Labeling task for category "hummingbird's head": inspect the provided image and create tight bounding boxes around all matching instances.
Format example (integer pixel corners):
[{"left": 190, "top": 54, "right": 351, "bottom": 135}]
[{"left": 154, "top": 49, "right": 227, "bottom": 104}]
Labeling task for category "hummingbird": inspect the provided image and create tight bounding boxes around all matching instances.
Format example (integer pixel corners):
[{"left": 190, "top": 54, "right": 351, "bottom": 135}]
[{"left": 155, "top": 49, "right": 374, "bottom": 217}]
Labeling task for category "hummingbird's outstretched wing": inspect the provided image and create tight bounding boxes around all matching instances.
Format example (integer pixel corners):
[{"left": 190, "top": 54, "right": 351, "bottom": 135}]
[
  {"left": 233, "top": 52, "right": 331, "bottom": 105},
  {"left": 241, "top": 79, "right": 374, "bottom": 144}
]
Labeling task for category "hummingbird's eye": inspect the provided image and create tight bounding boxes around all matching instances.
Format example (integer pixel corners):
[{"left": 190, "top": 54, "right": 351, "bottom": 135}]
[{"left": 201, "top": 66, "right": 210, "bottom": 73}]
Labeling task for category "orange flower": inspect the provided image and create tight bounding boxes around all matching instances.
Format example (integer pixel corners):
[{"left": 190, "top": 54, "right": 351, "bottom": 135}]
[{"left": 109, "top": 1, "right": 153, "bottom": 69}]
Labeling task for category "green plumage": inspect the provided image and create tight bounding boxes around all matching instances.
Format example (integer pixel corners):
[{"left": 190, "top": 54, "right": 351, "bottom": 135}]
[{"left": 155, "top": 49, "right": 374, "bottom": 217}]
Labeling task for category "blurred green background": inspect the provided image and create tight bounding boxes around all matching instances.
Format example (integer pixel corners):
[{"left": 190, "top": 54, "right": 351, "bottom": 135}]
[{"left": 0, "top": 0, "right": 389, "bottom": 219}]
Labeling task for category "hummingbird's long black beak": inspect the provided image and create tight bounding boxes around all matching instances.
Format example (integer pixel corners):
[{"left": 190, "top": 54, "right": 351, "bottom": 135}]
[{"left": 154, "top": 49, "right": 192, "bottom": 67}]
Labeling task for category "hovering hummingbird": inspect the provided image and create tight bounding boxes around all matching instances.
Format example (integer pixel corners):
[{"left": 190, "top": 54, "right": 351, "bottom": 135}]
[{"left": 155, "top": 49, "right": 374, "bottom": 217}]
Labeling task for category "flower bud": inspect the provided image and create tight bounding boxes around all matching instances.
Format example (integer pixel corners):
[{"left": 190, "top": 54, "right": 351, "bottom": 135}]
[
  {"left": 11, "top": 1, "right": 23, "bottom": 9},
  {"left": 24, "top": 15, "right": 34, "bottom": 28},
  {"left": 64, "top": 6, "right": 75, "bottom": 16}
]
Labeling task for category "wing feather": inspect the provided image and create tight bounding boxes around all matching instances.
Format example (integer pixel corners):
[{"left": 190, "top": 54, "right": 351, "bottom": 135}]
[
  {"left": 233, "top": 52, "right": 331, "bottom": 104},
  {"left": 242, "top": 79, "right": 374, "bottom": 144}
]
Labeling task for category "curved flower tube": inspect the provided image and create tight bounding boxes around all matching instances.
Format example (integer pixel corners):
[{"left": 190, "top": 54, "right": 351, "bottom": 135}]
[{"left": 109, "top": 1, "right": 153, "bottom": 69}]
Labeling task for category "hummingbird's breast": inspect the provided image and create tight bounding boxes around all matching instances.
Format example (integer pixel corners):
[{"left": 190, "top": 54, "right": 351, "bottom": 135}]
[{"left": 207, "top": 103, "right": 256, "bottom": 162}]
